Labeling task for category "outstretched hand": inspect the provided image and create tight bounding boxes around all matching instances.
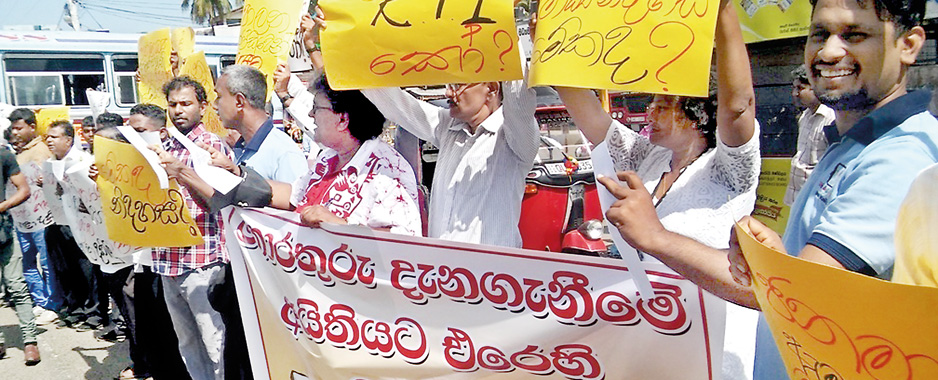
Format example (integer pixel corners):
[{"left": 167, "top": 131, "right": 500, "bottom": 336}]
[
  {"left": 149, "top": 145, "right": 187, "bottom": 178},
  {"left": 597, "top": 171, "right": 666, "bottom": 253},
  {"left": 196, "top": 142, "right": 239, "bottom": 176},
  {"left": 728, "top": 216, "right": 785, "bottom": 287}
]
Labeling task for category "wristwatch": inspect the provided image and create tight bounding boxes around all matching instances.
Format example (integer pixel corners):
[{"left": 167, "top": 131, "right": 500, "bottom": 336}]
[{"left": 279, "top": 92, "right": 294, "bottom": 104}]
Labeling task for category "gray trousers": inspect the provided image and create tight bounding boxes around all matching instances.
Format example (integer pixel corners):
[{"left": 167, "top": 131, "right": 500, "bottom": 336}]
[
  {"left": 0, "top": 238, "right": 37, "bottom": 345},
  {"left": 162, "top": 262, "right": 227, "bottom": 380}
]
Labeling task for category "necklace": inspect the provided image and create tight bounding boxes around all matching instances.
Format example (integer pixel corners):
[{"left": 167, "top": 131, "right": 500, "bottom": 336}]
[{"left": 649, "top": 151, "right": 706, "bottom": 208}]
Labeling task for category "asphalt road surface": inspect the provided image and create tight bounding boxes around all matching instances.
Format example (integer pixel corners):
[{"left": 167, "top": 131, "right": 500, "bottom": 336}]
[{"left": 0, "top": 305, "right": 131, "bottom": 379}]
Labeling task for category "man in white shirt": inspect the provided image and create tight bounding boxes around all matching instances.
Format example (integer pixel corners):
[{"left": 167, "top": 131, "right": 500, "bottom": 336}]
[
  {"left": 362, "top": 76, "right": 539, "bottom": 247},
  {"left": 784, "top": 65, "right": 836, "bottom": 206}
]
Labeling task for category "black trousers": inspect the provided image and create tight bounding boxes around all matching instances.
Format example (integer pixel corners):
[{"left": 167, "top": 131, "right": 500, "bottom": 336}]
[
  {"left": 44, "top": 224, "right": 107, "bottom": 322},
  {"left": 103, "top": 265, "right": 191, "bottom": 380}
]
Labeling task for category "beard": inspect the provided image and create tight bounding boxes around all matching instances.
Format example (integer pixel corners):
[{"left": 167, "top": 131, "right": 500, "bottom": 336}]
[{"left": 816, "top": 87, "right": 878, "bottom": 111}]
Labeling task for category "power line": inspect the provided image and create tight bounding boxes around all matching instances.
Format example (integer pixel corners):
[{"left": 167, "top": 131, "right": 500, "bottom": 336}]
[{"left": 79, "top": 3, "right": 192, "bottom": 22}]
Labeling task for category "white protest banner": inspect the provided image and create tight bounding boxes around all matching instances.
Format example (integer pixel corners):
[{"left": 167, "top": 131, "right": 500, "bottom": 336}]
[
  {"left": 225, "top": 207, "right": 726, "bottom": 380},
  {"left": 7, "top": 161, "right": 54, "bottom": 232},
  {"left": 60, "top": 161, "right": 136, "bottom": 273}
]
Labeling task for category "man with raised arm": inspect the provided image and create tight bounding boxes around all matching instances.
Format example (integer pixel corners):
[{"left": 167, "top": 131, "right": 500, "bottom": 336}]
[
  {"left": 308, "top": 9, "right": 539, "bottom": 247},
  {"left": 595, "top": 0, "right": 938, "bottom": 378}
]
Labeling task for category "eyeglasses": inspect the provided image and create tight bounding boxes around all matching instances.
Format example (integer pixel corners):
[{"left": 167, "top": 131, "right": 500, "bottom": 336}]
[
  {"left": 311, "top": 104, "right": 334, "bottom": 114},
  {"left": 445, "top": 82, "right": 483, "bottom": 97}
]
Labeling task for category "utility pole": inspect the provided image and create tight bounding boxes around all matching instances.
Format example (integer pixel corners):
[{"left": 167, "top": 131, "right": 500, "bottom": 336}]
[{"left": 65, "top": 0, "right": 81, "bottom": 31}]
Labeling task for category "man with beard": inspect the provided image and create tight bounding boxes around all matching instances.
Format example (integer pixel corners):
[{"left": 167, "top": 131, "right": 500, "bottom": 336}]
[
  {"left": 598, "top": 0, "right": 938, "bottom": 378},
  {"left": 155, "top": 76, "right": 234, "bottom": 380}
]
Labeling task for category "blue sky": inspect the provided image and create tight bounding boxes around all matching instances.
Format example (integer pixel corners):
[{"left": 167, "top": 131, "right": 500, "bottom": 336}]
[{"left": 0, "top": 0, "right": 204, "bottom": 34}]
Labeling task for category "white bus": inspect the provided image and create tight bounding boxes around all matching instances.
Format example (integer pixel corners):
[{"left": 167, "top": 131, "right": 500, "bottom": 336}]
[{"left": 0, "top": 30, "right": 238, "bottom": 123}]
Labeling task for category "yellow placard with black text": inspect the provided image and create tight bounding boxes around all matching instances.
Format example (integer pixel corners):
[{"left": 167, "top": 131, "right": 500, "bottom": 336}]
[
  {"left": 94, "top": 136, "right": 203, "bottom": 248},
  {"left": 235, "top": 0, "right": 306, "bottom": 100},
  {"left": 752, "top": 157, "right": 791, "bottom": 236},
  {"left": 138, "top": 29, "right": 173, "bottom": 109},
  {"left": 530, "top": 0, "right": 719, "bottom": 96}
]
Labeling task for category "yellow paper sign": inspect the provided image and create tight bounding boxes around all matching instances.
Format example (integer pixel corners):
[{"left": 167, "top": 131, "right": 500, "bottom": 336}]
[
  {"left": 236, "top": 0, "right": 306, "bottom": 100},
  {"left": 735, "top": 0, "right": 812, "bottom": 43},
  {"left": 530, "top": 0, "right": 719, "bottom": 96},
  {"left": 735, "top": 224, "right": 938, "bottom": 379},
  {"left": 180, "top": 51, "right": 227, "bottom": 137},
  {"left": 172, "top": 27, "right": 196, "bottom": 59},
  {"left": 35, "top": 106, "right": 70, "bottom": 136},
  {"left": 138, "top": 29, "right": 174, "bottom": 109},
  {"left": 752, "top": 157, "right": 791, "bottom": 236},
  {"left": 320, "top": 0, "right": 523, "bottom": 89},
  {"left": 94, "top": 136, "right": 203, "bottom": 248}
]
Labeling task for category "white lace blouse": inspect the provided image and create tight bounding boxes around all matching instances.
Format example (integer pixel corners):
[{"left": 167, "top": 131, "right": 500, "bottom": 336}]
[
  {"left": 606, "top": 119, "right": 761, "bottom": 252},
  {"left": 606, "top": 119, "right": 762, "bottom": 380}
]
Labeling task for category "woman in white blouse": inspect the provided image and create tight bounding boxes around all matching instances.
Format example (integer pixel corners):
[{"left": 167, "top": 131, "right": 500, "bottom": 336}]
[{"left": 551, "top": 1, "right": 760, "bottom": 379}]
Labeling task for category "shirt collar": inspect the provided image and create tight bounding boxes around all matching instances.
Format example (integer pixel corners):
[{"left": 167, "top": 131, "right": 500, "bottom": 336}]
[
  {"left": 827, "top": 90, "right": 932, "bottom": 145},
  {"left": 164, "top": 123, "right": 206, "bottom": 150},
  {"left": 235, "top": 119, "right": 274, "bottom": 152},
  {"left": 448, "top": 106, "right": 505, "bottom": 135}
]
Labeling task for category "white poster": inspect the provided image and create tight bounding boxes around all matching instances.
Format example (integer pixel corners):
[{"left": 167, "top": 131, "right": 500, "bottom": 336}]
[{"left": 225, "top": 207, "right": 726, "bottom": 380}]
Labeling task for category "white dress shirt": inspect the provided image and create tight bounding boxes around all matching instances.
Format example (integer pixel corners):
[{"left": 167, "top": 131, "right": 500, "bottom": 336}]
[{"left": 363, "top": 77, "right": 539, "bottom": 247}]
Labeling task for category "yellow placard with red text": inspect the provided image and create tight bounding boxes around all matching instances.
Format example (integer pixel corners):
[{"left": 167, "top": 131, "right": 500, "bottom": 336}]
[
  {"left": 94, "top": 136, "right": 203, "bottom": 248},
  {"left": 530, "top": 0, "right": 719, "bottom": 96},
  {"left": 735, "top": 224, "right": 938, "bottom": 380},
  {"left": 138, "top": 28, "right": 173, "bottom": 109},
  {"left": 236, "top": 0, "right": 306, "bottom": 100},
  {"left": 35, "top": 106, "right": 70, "bottom": 136},
  {"left": 319, "top": 0, "right": 523, "bottom": 89},
  {"left": 180, "top": 51, "right": 227, "bottom": 137}
]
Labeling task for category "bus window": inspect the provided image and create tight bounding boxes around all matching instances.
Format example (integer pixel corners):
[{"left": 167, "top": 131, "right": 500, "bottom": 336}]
[
  {"left": 112, "top": 55, "right": 138, "bottom": 106},
  {"left": 219, "top": 55, "right": 236, "bottom": 70},
  {"left": 4, "top": 53, "right": 106, "bottom": 107}
]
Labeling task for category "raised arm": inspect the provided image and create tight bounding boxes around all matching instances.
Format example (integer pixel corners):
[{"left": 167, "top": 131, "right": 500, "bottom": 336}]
[
  {"left": 554, "top": 87, "right": 614, "bottom": 145},
  {"left": 715, "top": 0, "right": 756, "bottom": 147}
]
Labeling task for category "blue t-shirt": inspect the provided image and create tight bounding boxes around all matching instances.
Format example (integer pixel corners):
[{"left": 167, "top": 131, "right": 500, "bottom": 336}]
[
  {"left": 754, "top": 90, "right": 938, "bottom": 379},
  {"left": 233, "top": 119, "right": 308, "bottom": 183}
]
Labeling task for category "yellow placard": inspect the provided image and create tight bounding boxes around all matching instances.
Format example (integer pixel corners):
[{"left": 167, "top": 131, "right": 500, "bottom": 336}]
[
  {"left": 138, "top": 29, "right": 174, "bottom": 109},
  {"left": 530, "top": 0, "right": 719, "bottom": 96},
  {"left": 735, "top": 224, "right": 938, "bottom": 379},
  {"left": 172, "top": 27, "right": 196, "bottom": 58},
  {"left": 320, "top": 0, "right": 523, "bottom": 89},
  {"left": 180, "top": 51, "right": 227, "bottom": 137},
  {"left": 735, "top": 0, "right": 811, "bottom": 43},
  {"left": 235, "top": 0, "right": 306, "bottom": 100},
  {"left": 35, "top": 106, "right": 70, "bottom": 136},
  {"left": 752, "top": 157, "right": 791, "bottom": 236},
  {"left": 94, "top": 136, "right": 203, "bottom": 248}
]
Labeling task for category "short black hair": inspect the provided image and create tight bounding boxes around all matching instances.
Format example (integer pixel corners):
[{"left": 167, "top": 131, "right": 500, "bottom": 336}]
[
  {"left": 312, "top": 74, "right": 386, "bottom": 143},
  {"left": 81, "top": 116, "right": 95, "bottom": 127},
  {"left": 8, "top": 108, "right": 36, "bottom": 125},
  {"left": 94, "top": 126, "right": 129, "bottom": 144},
  {"left": 809, "top": 0, "right": 925, "bottom": 34},
  {"left": 96, "top": 112, "right": 124, "bottom": 129},
  {"left": 48, "top": 120, "right": 74, "bottom": 139},
  {"left": 130, "top": 104, "right": 167, "bottom": 128},
  {"left": 162, "top": 75, "right": 208, "bottom": 104},
  {"left": 791, "top": 65, "right": 810, "bottom": 85}
]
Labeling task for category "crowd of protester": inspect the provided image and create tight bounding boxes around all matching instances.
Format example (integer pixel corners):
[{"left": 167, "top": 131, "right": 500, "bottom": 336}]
[{"left": 0, "top": 0, "right": 935, "bottom": 379}]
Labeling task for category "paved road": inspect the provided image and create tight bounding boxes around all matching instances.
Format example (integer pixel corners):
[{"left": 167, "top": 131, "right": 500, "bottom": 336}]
[{"left": 0, "top": 305, "right": 131, "bottom": 379}]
